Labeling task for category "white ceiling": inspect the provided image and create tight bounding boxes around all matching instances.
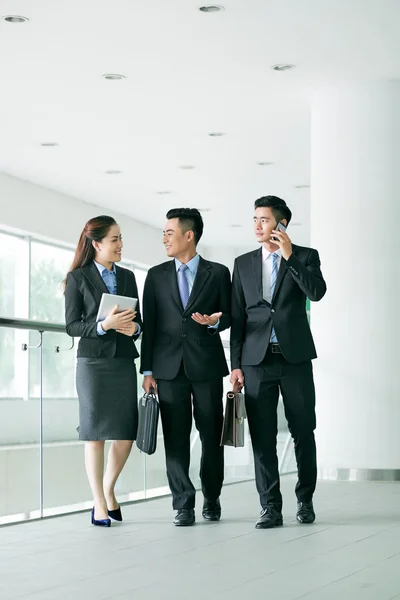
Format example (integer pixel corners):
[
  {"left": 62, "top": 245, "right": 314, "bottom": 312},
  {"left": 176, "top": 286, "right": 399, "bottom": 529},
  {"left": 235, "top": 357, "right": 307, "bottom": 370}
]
[{"left": 0, "top": 0, "right": 399, "bottom": 247}]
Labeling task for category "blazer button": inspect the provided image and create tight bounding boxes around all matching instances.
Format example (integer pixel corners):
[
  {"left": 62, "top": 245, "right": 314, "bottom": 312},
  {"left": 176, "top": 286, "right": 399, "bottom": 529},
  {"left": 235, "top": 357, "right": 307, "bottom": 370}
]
[
  {"left": 271, "top": 309, "right": 275, "bottom": 313},
  {"left": 182, "top": 317, "right": 187, "bottom": 322},
  {"left": 181, "top": 333, "right": 187, "bottom": 338}
]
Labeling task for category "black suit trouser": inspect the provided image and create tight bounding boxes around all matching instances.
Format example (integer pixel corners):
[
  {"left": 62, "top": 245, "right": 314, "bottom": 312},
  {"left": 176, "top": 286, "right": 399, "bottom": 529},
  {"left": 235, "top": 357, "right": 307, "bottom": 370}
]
[
  {"left": 243, "top": 352, "right": 317, "bottom": 510},
  {"left": 157, "top": 366, "right": 224, "bottom": 510}
]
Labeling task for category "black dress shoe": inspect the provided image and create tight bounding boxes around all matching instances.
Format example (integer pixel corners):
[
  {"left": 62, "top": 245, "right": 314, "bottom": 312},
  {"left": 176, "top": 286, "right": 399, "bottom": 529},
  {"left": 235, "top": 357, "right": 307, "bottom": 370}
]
[
  {"left": 255, "top": 505, "right": 283, "bottom": 529},
  {"left": 296, "top": 501, "right": 315, "bottom": 524},
  {"left": 202, "top": 499, "right": 221, "bottom": 521},
  {"left": 173, "top": 509, "right": 195, "bottom": 527},
  {"left": 108, "top": 507, "right": 122, "bottom": 522}
]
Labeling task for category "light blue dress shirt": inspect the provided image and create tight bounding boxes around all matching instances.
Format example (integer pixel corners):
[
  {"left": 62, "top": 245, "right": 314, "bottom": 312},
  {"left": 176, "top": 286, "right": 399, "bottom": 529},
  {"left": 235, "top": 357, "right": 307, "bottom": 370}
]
[
  {"left": 174, "top": 255, "right": 219, "bottom": 329},
  {"left": 143, "top": 254, "right": 218, "bottom": 376},
  {"left": 94, "top": 261, "right": 140, "bottom": 336}
]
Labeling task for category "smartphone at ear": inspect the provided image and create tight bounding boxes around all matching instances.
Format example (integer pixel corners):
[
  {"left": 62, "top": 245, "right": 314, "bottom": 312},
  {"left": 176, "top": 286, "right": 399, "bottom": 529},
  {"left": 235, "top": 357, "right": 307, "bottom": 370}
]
[{"left": 271, "top": 221, "right": 287, "bottom": 241}]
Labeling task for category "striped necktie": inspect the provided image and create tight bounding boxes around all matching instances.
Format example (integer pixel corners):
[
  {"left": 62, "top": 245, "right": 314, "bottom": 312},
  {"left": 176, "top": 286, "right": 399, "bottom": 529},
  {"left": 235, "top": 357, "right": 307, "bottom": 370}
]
[{"left": 270, "top": 253, "right": 279, "bottom": 343}]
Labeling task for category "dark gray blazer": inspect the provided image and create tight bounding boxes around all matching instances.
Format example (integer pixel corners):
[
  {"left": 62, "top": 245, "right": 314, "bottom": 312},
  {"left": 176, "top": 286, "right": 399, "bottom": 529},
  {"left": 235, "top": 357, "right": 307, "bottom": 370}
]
[
  {"left": 65, "top": 262, "right": 143, "bottom": 359},
  {"left": 230, "top": 244, "right": 327, "bottom": 368},
  {"left": 140, "top": 257, "right": 231, "bottom": 381}
]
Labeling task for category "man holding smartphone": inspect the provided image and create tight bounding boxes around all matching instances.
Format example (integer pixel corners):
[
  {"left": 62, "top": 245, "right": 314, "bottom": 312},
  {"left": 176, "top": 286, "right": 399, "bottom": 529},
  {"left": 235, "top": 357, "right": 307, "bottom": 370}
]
[{"left": 230, "top": 196, "right": 327, "bottom": 529}]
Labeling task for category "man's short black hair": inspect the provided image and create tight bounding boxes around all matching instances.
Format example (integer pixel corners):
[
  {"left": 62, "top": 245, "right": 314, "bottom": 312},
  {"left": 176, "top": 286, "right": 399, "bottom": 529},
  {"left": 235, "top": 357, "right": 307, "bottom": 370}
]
[
  {"left": 166, "top": 208, "right": 204, "bottom": 245},
  {"left": 254, "top": 195, "right": 292, "bottom": 225}
]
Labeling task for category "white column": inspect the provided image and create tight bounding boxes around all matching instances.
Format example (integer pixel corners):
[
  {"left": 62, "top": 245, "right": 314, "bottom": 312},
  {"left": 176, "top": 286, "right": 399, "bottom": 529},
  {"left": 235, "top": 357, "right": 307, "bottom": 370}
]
[{"left": 311, "top": 83, "right": 400, "bottom": 477}]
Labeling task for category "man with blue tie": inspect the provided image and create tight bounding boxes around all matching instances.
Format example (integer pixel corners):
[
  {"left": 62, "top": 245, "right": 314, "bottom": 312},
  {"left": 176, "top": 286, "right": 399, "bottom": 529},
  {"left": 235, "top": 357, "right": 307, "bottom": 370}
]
[
  {"left": 230, "top": 196, "right": 327, "bottom": 529},
  {"left": 140, "top": 208, "right": 231, "bottom": 526}
]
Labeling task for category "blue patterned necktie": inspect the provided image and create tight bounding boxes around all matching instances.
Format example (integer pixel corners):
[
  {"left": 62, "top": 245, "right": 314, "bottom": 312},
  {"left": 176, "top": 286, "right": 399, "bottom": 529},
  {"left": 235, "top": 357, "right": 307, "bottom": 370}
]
[
  {"left": 177, "top": 264, "right": 190, "bottom": 309},
  {"left": 270, "top": 253, "right": 279, "bottom": 343}
]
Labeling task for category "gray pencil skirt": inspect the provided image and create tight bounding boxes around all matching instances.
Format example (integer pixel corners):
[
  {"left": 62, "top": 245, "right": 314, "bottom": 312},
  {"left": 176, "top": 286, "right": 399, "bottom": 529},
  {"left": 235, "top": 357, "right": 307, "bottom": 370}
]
[{"left": 76, "top": 357, "right": 138, "bottom": 441}]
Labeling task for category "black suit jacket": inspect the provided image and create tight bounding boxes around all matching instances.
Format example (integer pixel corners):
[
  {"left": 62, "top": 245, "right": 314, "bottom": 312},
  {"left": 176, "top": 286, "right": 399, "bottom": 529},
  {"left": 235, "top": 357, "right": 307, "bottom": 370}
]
[
  {"left": 230, "top": 244, "right": 326, "bottom": 368},
  {"left": 65, "top": 262, "right": 143, "bottom": 359},
  {"left": 140, "top": 257, "right": 231, "bottom": 381}
]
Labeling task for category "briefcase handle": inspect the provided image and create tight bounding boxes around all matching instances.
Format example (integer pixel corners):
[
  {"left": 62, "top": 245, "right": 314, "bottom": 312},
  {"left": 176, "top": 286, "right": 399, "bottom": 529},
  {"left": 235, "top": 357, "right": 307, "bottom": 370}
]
[{"left": 140, "top": 386, "right": 158, "bottom": 406}]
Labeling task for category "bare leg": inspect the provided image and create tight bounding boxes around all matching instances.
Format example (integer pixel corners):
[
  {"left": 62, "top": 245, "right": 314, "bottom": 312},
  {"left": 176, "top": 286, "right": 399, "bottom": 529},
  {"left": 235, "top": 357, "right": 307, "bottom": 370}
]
[
  {"left": 84, "top": 441, "right": 108, "bottom": 520},
  {"left": 103, "top": 440, "right": 133, "bottom": 510}
]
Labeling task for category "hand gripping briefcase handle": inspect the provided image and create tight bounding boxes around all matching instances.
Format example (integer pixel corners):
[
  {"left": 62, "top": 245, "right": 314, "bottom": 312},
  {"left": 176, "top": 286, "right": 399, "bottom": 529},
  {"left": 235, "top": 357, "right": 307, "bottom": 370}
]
[
  {"left": 220, "top": 391, "right": 247, "bottom": 448},
  {"left": 136, "top": 387, "right": 160, "bottom": 455}
]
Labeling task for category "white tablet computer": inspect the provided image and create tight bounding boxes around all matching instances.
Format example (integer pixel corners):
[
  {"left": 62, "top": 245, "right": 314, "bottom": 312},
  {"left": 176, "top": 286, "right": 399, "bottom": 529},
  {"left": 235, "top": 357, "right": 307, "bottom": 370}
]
[{"left": 96, "top": 293, "right": 138, "bottom": 322}]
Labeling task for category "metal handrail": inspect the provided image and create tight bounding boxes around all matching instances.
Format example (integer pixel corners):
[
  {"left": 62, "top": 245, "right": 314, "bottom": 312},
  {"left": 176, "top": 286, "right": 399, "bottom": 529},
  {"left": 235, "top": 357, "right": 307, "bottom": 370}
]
[
  {"left": 0, "top": 317, "right": 68, "bottom": 519},
  {"left": 0, "top": 317, "right": 65, "bottom": 333}
]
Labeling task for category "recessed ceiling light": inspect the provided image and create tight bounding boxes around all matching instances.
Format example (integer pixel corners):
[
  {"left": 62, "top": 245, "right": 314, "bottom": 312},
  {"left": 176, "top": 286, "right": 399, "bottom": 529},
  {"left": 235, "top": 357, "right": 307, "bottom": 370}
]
[
  {"left": 105, "top": 170, "right": 122, "bottom": 175},
  {"left": 198, "top": 208, "right": 211, "bottom": 212},
  {"left": 230, "top": 224, "right": 242, "bottom": 228},
  {"left": 102, "top": 74, "right": 126, "bottom": 81},
  {"left": 40, "top": 142, "right": 58, "bottom": 147},
  {"left": 208, "top": 132, "right": 225, "bottom": 137},
  {"left": 179, "top": 165, "right": 196, "bottom": 170},
  {"left": 199, "top": 5, "right": 225, "bottom": 13},
  {"left": 271, "top": 64, "right": 295, "bottom": 71},
  {"left": 156, "top": 191, "right": 171, "bottom": 195},
  {"left": 257, "top": 162, "right": 274, "bottom": 166},
  {"left": 3, "top": 15, "right": 30, "bottom": 23},
  {"left": 295, "top": 185, "right": 310, "bottom": 189}
]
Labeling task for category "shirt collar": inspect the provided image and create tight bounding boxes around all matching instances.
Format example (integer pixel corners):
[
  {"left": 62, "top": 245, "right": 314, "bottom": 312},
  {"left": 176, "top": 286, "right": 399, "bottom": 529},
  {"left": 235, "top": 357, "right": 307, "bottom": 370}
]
[
  {"left": 175, "top": 254, "right": 200, "bottom": 275},
  {"left": 262, "top": 247, "right": 282, "bottom": 262},
  {"left": 94, "top": 260, "right": 116, "bottom": 276}
]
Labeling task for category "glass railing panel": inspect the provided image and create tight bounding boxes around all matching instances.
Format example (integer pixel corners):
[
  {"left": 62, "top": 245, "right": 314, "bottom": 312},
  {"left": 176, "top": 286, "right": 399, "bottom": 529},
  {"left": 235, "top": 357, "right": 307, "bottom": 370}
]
[
  {"left": 40, "top": 331, "right": 85, "bottom": 515},
  {"left": 0, "top": 319, "right": 297, "bottom": 525},
  {"left": 0, "top": 326, "right": 41, "bottom": 524}
]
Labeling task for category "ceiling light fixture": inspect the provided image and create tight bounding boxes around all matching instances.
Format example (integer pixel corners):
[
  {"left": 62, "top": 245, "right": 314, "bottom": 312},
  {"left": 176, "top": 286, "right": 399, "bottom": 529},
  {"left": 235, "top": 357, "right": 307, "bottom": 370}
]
[
  {"left": 179, "top": 165, "right": 196, "bottom": 170},
  {"left": 198, "top": 208, "right": 211, "bottom": 212},
  {"left": 257, "top": 161, "right": 273, "bottom": 166},
  {"left": 271, "top": 64, "right": 295, "bottom": 72},
  {"left": 295, "top": 185, "right": 310, "bottom": 189},
  {"left": 3, "top": 15, "right": 30, "bottom": 23},
  {"left": 199, "top": 5, "right": 225, "bottom": 13},
  {"left": 40, "top": 142, "right": 58, "bottom": 147},
  {"left": 156, "top": 191, "right": 171, "bottom": 195},
  {"left": 230, "top": 224, "right": 242, "bottom": 228},
  {"left": 208, "top": 132, "right": 225, "bottom": 137},
  {"left": 102, "top": 74, "right": 126, "bottom": 81},
  {"left": 105, "top": 170, "right": 122, "bottom": 175}
]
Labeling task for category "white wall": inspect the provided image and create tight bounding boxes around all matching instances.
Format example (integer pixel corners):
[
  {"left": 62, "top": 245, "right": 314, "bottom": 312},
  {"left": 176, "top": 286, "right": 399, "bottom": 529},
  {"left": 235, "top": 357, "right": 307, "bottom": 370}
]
[
  {"left": 0, "top": 172, "right": 167, "bottom": 267},
  {"left": 203, "top": 245, "right": 255, "bottom": 272},
  {"left": 0, "top": 172, "right": 255, "bottom": 270}
]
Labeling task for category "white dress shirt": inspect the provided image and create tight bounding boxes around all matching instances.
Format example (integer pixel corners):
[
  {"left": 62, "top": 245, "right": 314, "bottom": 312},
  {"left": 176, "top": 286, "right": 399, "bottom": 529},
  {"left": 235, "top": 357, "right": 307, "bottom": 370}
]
[{"left": 262, "top": 246, "right": 282, "bottom": 303}]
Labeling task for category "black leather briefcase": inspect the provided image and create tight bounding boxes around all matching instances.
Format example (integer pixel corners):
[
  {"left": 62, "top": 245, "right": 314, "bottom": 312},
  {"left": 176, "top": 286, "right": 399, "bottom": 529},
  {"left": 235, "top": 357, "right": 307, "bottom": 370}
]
[
  {"left": 220, "top": 391, "right": 247, "bottom": 448},
  {"left": 136, "top": 388, "right": 159, "bottom": 455}
]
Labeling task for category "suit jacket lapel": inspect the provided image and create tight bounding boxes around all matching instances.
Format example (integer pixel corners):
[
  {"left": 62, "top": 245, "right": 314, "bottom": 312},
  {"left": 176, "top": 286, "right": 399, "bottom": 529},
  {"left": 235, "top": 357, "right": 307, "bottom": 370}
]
[
  {"left": 116, "top": 265, "right": 127, "bottom": 296},
  {"left": 82, "top": 262, "right": 109, "bottom": 296},
  {"left": 251, "top": 248, "right": 263, "bottom": 298},
  {"left": 271, "top": 258, "right": 287, "bottom": 302},
  {"left": 272, "top": 246, "right": 299, "bottom": 302},
  {"left": 184, "top": 257, "right": 211, "bottom": 314},
  {"left": 166, "top": 261, "right": 184, "bottom": 311}
]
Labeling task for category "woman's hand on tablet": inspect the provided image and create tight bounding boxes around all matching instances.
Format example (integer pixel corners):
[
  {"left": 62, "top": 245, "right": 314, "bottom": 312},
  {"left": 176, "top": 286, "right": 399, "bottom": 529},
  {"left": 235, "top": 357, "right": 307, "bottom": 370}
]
[
  {"left": 116, "top": 322, "right": 138, "bottom": 337},
  {"left": 102, "top": 306, "right": 136, "bottom": 331}
]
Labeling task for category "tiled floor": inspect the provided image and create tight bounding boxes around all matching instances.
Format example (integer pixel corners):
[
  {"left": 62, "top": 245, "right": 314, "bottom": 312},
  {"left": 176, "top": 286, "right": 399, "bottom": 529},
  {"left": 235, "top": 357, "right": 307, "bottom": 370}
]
[{"left": 1, "top": 476, "right": 400, "bottom": 600}]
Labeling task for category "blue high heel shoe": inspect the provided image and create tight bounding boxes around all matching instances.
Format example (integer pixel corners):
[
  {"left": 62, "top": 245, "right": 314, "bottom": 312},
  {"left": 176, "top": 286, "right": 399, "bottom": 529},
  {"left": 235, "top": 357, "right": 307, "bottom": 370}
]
[
  {"left": 108, "top": 507, "right": 123, "bottom": 522},
  {"left": 91, "top": 508, "right": 111, "bottom": 528}
]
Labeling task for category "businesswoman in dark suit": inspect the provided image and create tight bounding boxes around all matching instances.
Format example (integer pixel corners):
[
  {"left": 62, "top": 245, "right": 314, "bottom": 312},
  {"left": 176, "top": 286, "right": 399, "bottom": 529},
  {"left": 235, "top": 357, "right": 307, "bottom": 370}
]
[{"left": 65, "top": 215, "right": 143, "bottom": 527}]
